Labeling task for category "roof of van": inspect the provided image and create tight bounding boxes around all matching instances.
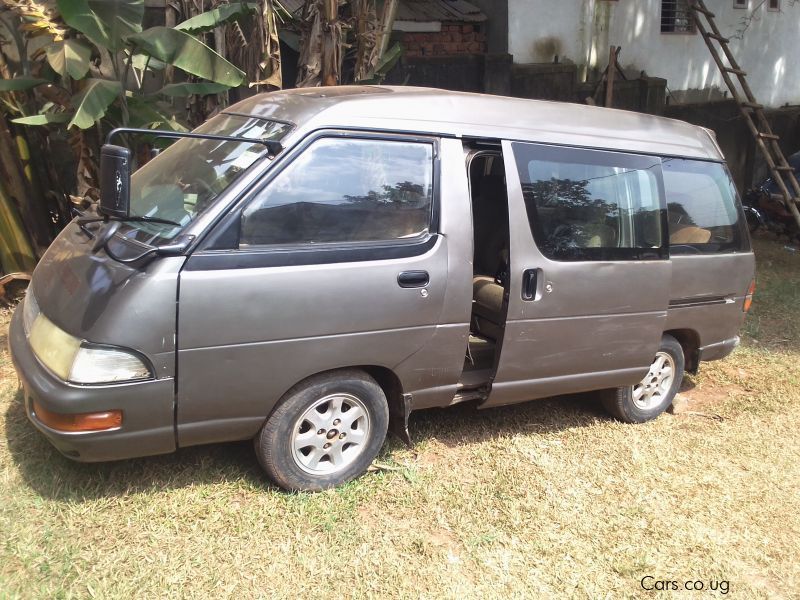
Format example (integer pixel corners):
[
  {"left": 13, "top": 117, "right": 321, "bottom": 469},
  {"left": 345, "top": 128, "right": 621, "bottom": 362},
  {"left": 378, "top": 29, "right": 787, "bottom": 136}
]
[{"left": 225, "top": 86, "right": 723, "bottom": 161}]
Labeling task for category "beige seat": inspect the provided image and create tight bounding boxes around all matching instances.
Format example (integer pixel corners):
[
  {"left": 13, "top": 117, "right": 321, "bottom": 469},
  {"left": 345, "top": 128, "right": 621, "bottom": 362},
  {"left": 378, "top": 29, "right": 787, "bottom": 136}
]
[
  {"left": 574, "top": 223, "right": 616, "bottom": 248},
  {"left": 472, "top": 276, "right": 505, "bottom": 340},
  {"left": 670, "top": 226, "right": 711, "bottom": 244}
]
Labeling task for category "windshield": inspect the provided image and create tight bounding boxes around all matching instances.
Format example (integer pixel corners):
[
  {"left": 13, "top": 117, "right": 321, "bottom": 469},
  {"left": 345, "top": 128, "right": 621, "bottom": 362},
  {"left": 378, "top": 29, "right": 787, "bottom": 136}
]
[{"left": 122, "top": 114, "right": 291, "bottom": 245}]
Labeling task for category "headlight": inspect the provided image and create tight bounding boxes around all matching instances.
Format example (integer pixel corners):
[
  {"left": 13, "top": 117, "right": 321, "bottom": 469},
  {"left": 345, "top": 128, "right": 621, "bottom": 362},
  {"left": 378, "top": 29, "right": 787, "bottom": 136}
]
[
  {"left": 69, "top": 346, "right": 152, "bottom": 384},
  {"left": 22, "top": 292, "right": 39, "bottom": 334},
  {"left": 28, "top": 313, "right": 82, "bottom": 380},
  {"left": 26, "top": 311, "right": 152, "bottom": 384}
]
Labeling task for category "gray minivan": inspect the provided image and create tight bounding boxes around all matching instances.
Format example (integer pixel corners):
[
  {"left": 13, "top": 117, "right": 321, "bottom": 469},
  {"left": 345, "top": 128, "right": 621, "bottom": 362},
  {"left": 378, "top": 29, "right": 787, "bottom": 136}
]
[{"left": 9, "top": 86, "right": 755, "bottom": 491}]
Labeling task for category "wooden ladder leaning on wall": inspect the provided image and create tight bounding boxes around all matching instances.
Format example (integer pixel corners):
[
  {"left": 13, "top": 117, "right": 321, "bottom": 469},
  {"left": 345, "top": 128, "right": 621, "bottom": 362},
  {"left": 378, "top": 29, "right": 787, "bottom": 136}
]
[{"left": 689, "top": 0, "right": 800, "bottom": 231}]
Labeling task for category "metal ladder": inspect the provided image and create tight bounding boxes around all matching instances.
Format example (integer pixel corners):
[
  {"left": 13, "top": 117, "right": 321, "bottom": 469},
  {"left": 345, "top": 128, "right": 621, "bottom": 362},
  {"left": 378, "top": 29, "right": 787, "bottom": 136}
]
[{"left": 690, "top": 0, "right": 800, "bottom": 230}]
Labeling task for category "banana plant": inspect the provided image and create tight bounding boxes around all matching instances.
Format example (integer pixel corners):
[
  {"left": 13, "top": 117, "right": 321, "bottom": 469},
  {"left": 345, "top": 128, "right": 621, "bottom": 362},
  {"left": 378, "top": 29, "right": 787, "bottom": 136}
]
[
  {"left": 4, "top": 0, "right": 249, "bottom": 131},
  {"left": 0, "top": 0, "right": 267, "bottom": 276}
]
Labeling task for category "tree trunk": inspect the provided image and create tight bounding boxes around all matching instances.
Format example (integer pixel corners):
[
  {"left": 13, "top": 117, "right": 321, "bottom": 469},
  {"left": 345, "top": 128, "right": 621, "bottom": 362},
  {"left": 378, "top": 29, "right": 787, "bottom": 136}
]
[
  {"left": 0, "top": 114, "right": 49, "bottom": 256},
  {"left": 0, "top": 178, "right": 37, "bottom": 274},
  {"left": 352, "top": 0, "right": 378, "bottom": 82},
  {"left": 297, "top": 0, "right": 345, "bottom": 87},
  {"left": 258, "top": 0, "right": 283, "bottom": 89}
]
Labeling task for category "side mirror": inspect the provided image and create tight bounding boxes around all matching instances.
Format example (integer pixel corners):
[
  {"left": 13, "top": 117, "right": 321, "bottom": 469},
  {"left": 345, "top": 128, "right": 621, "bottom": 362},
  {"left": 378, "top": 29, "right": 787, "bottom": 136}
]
[{"left": 99, "top": 144, "right": 131, "bottom": 218}]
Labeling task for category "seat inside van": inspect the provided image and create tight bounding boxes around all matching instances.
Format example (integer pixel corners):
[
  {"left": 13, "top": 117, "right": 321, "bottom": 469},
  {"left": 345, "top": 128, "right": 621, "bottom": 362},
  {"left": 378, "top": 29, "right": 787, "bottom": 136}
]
[{"left": 460, "top": 150, "right": 510, "bottom": 392}]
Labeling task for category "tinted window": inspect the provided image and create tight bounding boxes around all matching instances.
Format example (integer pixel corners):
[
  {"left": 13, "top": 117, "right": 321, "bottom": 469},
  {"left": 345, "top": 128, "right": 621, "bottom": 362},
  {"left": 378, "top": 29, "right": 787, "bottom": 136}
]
[
  {"left": 662, "top": 158, "right": 749, "bottom": 254},
  {"left": 513, "top": 143, "right": 665, "bottom": 261},
  {"left": 241, "top": 138, "right": 433, "bottom": 246}
]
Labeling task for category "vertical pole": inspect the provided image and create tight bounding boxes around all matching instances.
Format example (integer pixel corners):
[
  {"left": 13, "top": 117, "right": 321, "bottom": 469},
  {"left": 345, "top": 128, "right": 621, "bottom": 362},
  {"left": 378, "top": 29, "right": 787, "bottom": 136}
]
[{"left": 605, "top": 45, "right": 616, "bottom": 107}]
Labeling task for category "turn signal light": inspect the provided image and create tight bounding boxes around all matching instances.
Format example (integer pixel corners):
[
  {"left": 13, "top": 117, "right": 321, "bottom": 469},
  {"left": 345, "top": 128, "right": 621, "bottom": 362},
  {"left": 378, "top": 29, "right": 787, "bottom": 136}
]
[
  {"left": 743, "top": 279, "right": 756, "bottom": 313},
  {"left": 32, "top": 400, "right": 122, "bottom": 432}
]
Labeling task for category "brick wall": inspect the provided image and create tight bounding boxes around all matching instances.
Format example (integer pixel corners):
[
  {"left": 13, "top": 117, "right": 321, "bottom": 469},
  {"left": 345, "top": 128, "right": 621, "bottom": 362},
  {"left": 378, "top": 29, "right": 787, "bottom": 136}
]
[{"left": 401, "top": 23, "right": 487, "bottom": 57}]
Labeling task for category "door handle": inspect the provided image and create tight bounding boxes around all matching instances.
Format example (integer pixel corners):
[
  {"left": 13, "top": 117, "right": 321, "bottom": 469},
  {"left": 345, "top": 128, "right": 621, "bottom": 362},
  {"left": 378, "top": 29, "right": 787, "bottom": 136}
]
[
  {"left": 522, "top": 268, "right": 538, "bottom": 300},
  {"left": 398, "top": 270, "right": 429, "bottom": 288}
]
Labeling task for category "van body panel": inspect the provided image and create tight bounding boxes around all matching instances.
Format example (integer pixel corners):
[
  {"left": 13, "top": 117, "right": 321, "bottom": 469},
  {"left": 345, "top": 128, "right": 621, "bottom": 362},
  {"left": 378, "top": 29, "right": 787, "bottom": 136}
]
[
  {"left": 175, "top": 326, "right": 437, "bottom": 446},
  {"left": 176, "top": 241, "right": 449, "bottom": 443},
  {"left": 401, "top": 137, "right": 473, "bottom": 409},
  {"left": 29, "top": 222, "right": 184, "bottom": 378},
  {"left": 484, "top": 140, "right": 671, "bottom": 407},
  {"left": 666, "top": 253, "right": 754, "bottom": 348},
  {"left": 9, "top": 308, "right": 176, "bottom": 461},
  {"left": 489, "top": 367, "right": 648, "bottom": 405}
]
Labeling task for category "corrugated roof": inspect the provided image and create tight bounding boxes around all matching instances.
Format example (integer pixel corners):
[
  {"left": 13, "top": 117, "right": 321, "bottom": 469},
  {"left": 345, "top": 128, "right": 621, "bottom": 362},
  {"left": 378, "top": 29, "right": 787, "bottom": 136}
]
[
  {"left": 280, "top": 0, "right": 303, "bottom": 15},
  {"left": 280, "top": 0, "right": 486, "bottom": 23},
  {"left": 396, "top": 0, "right": 486, "bottom": 22}
]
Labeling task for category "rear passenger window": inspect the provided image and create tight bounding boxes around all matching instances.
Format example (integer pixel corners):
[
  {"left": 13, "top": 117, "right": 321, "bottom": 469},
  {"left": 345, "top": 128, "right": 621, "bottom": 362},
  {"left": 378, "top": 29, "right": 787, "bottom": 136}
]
[
  {"left": 662, "top": 158, "right": 749, "bottom": 254},
  {"left": 240, "top": 137, "right": 434, "bottom": 246},
  {"left": 513, "top": 143, "right": 665, "bottom": 261}
]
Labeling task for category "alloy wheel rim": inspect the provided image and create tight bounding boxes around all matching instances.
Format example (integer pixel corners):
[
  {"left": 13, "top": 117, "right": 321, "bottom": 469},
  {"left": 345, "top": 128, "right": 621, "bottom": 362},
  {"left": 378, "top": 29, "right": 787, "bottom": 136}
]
[
  {"left": 632, "top": 351, "right": 676, "bottom": 410},
  {"left": 290, "top": 393, "right": 371, "bottom": 475}
]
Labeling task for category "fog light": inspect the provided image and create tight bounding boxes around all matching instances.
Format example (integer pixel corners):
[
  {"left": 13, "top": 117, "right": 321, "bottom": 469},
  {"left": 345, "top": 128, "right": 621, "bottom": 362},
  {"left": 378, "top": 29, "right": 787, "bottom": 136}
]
[{"left": 32, "top": 400, "right": 122, "bottom": 432}]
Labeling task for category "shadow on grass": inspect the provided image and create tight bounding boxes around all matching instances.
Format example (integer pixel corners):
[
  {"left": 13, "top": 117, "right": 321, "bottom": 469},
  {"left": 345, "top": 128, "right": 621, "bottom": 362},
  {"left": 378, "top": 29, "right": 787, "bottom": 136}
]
[
  {"left": 5, "top": 385, "right": 613, "bottom": 501},
  {"left": 4, "top": 388, "right": 270, "bottom": 501},
  {"left": 407, "top": 392, "right": 610, "bottom": 450}
]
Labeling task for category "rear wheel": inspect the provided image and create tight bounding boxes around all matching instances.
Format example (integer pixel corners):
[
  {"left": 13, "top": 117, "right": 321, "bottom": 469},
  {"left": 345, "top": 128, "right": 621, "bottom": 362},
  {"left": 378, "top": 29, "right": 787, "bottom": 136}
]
[
  {"left": 602, "top": 335, "right": 684, "bottom": 423},
  {"left": 255, "top": 370, "right": 389, "bottom": 491}
]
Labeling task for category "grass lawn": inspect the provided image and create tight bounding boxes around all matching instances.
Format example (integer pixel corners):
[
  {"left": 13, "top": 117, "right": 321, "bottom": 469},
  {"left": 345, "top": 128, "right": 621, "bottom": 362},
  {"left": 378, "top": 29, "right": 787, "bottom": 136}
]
[{"left": 1, "top": 236, "right": 799, "bottom": 598}]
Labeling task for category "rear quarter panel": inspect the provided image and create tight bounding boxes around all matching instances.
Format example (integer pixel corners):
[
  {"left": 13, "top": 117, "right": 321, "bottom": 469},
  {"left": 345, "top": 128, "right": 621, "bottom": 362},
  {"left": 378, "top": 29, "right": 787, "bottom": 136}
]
[{"left": 666, "top": 252, "right": 756, "bottom": 347}]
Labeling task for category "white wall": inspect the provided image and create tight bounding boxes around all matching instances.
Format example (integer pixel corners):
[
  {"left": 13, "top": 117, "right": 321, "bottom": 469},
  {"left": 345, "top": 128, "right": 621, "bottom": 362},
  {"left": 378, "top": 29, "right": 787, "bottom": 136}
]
[{"left": 508, "top": 0, "right": 800, "bottom": 108}]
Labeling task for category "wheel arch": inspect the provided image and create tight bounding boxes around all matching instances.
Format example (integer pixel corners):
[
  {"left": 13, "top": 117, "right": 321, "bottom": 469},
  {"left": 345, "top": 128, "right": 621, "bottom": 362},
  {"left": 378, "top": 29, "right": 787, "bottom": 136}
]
[
  {"left": 663, "top": 328, "right": 700, "bottom": 374},
  {"left": 266, "top": 365, "right": 410, "bottom": 444}
]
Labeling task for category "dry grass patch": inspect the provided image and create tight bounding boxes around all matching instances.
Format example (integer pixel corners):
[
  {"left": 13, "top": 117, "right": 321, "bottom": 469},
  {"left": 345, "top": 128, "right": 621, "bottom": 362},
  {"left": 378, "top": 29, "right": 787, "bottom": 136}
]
[{"left": 1, "top": 236, "right": 799, "bottom": 598}]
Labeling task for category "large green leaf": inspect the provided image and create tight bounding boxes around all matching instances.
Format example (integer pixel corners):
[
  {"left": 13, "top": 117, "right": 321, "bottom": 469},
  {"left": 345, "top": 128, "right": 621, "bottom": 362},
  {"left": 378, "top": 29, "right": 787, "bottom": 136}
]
[
  {"left": 0, "top": 77, "right": 49, "bottom": 92},
  {"left": 127, "top": 27, "right": 245, "bottom": 87},
  {"left": 127, "top": 97, "right": 188, "bottom": 131},
  {"left": 156, "top": 82, "right": 232, "bottom": 97},
  {"left": 45, "top": 39, "right": 92, "bottom": 80},
  {"left": 68, "top": 79, "right": 122, "bottom": 129},
  {"left": 131, "top": 53, "right": 166, "bottom": 72},
  {"left": 12, "top": 113, "right": 72, "bottom": 126},
  {"left": 58, "top": 0, "right": 144, "bottom": 51},
  {"left": 175, "top": 2, "right": 259, "bottom": 34}
]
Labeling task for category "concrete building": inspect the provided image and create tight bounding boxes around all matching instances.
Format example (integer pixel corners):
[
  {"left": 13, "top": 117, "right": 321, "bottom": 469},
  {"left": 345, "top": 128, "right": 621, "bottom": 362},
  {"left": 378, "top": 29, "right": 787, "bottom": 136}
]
[{"left": 506, "top": 0, "right": 797, "bottom": 108}]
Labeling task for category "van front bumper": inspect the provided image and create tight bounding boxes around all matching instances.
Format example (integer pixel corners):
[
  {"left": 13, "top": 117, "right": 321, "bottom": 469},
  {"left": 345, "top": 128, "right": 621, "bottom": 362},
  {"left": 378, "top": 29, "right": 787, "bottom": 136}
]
[{"left": 8, "top": 307, "right": 176, "bottom": 462}]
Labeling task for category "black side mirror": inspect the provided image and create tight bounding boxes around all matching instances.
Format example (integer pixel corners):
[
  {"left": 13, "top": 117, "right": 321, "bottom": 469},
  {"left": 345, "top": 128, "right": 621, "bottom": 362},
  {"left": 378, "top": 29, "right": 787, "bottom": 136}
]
[{"left": 99, "top": 144, "right": 131, "bottom": 218}]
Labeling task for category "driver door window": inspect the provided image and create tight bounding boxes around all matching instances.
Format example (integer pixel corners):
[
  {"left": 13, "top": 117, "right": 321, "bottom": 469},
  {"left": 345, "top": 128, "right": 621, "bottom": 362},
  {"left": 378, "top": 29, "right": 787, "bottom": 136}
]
[{"left": 240, "top": 137, "right": 434, "bottom": 247}]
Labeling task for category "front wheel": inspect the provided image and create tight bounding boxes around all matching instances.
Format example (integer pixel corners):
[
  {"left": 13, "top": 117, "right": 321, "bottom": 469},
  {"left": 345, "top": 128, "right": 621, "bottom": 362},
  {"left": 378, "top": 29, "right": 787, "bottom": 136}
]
[
  {"left": 255, "top": 370, "right": 389, "bottom": 491},
  {"left": 601, "top": 335, "right": 685, "bottom": 423}
]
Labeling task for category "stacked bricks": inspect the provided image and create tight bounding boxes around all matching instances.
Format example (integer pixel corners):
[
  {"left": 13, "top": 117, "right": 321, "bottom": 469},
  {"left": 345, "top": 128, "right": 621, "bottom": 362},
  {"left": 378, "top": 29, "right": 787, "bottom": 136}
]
[{"left": 402, "top": 23, "right": 487, "bottom": 57}]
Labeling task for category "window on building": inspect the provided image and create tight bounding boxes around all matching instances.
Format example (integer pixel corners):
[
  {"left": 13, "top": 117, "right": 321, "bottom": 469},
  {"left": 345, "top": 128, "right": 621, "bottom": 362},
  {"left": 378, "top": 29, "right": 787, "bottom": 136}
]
[
  {"left": 733, "top": 0, "right": 748, "bottom": 9},
  {"left": 768, "top": 0, "right": 780, "bottom": 11},
  {"left": 240, "top": 138, "right": 434, "bottom": 247},
  {"left": 661, "top": 0, "right": 696, "bottom": 33},
  {"left": 662, "top": 158, "right": 749, "bottom": 254},
  {"left": 513, "top": 143, "right": 664, "bottom": 261}
]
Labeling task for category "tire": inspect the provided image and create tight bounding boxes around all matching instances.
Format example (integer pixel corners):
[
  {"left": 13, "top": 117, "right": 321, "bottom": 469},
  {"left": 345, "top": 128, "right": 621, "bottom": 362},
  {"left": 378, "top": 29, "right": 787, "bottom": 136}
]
[
  {"left": 255, "top": 370, "right": 389, "bottom": 491},
  {"left": 601, "top": 334, "right": 685, "bottom": 423}
]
